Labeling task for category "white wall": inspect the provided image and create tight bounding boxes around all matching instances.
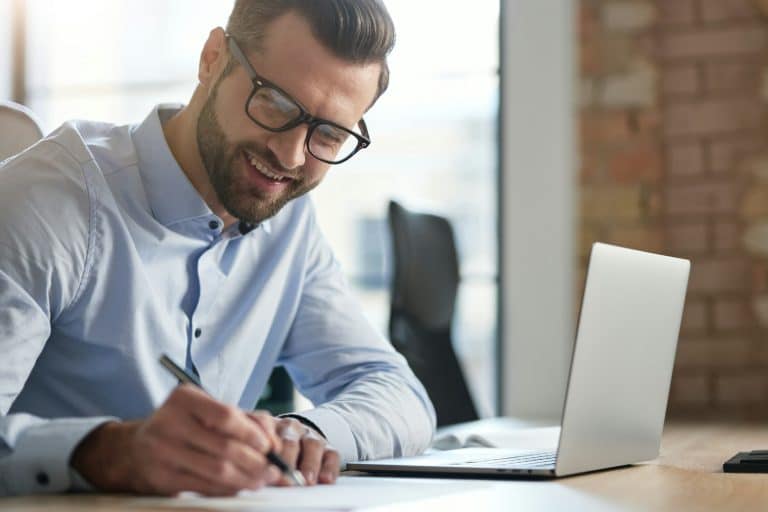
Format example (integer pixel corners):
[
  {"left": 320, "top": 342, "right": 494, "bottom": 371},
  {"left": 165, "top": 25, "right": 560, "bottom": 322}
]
[{"left": 500, "top": 0, "right": 577, "bottom": 420}]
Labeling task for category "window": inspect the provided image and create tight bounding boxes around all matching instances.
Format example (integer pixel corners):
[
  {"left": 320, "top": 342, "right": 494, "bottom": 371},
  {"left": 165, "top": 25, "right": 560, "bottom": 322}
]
[{"left": 311, "top": 2, "right": 500, "bottom": 415}]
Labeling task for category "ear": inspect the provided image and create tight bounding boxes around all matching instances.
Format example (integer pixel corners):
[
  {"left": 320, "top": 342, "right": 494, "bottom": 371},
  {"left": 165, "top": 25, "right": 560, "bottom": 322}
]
[{"left": 198, "top": 27, "right": 228, "bottom": 89}]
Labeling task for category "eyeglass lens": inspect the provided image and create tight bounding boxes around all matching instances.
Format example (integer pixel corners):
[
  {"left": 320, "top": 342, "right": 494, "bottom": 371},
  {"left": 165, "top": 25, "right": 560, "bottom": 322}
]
[{"left": 247, "top": 85, "right": 360, "bottom": 163}]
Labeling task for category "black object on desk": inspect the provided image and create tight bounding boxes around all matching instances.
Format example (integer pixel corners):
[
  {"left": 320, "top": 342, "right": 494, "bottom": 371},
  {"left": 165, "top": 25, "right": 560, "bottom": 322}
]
[{"left": 723, "top": 451, "right": 768, "bottom": 473}]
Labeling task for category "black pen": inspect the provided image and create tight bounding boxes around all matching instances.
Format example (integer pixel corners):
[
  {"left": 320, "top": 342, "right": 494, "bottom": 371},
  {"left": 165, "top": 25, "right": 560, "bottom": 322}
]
[{"left": 158, "top": 353, "right": 306, "bottom": 487}]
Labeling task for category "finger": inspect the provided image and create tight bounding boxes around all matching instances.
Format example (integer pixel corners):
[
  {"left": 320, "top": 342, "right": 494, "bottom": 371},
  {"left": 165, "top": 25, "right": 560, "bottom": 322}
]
[
  {"left": 246, "top": 411, "right": 282, "bottom": 452},
  {"left": 135, "top": 437, "right": 240, "bottom": 496},
  {"left": 297, "top": 435, "right": 326, "bottom": 485},
  {"left": 148, "top": 429, "right": 269, "bottom": 492},
  {"left": 275, "top": 422, "right": 302, "bottom": 485},
  {"left": 175, "top": 426, "right": 276, "bottom": 489},
  {"left": 173, "top": 388, "right": 272, "bottom": 453},
  {"left": 318, "top": 448, "right": 341, "bottom": 484}
]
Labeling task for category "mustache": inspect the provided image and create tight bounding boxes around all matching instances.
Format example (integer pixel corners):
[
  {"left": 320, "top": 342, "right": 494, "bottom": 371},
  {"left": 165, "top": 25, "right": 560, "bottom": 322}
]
[{"left": 235, "top": 143, "right": 294, "bottom": 176}]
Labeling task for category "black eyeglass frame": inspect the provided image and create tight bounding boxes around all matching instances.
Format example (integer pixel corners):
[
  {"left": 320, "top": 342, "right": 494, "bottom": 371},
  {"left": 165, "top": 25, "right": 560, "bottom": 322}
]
[{"left": 226, "top": 35, "right": 371, "bottom": 165}]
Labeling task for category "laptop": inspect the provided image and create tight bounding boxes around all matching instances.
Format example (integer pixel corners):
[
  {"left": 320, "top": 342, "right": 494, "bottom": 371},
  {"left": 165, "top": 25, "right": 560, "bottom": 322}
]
[{"left": 348, "top": 243, "right": 690, "bottom": 478}]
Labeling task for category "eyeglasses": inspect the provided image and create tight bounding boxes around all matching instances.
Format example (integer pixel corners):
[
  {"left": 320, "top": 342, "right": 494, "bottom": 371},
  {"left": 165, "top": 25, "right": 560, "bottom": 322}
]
[{"left": 226, "top": 35, "right": 371, "bottom": 165}]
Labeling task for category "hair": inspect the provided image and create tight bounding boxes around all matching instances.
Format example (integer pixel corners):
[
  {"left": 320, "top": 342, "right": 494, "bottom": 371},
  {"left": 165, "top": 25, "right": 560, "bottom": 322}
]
[{"left": 225, "top": 0, "right": 396, "bottom": 104}]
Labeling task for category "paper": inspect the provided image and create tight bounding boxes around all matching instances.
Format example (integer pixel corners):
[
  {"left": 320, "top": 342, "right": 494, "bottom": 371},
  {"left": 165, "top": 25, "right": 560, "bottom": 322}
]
[
  {"left": 134, "top": 476, "right": 490, "bottom": 511},
  {"left": 431, "top": 418, "right": 561, "bottom": 451}
]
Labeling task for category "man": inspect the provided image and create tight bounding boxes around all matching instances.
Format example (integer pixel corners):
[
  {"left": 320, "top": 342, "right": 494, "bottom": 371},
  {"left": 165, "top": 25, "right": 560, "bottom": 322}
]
[{"left": 0, "top": 0, "right": 435, "bottom": 497}]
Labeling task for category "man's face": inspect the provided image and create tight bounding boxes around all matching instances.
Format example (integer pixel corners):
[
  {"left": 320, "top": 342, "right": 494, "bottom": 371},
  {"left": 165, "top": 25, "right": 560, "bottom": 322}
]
[{"left": 196, "top": 13, "right": 381, "bottom": 224}]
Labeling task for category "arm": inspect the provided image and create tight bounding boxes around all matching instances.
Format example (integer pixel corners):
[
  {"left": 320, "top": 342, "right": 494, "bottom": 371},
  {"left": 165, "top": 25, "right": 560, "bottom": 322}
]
[
  {"left": 278, "top": 207, "right": 436, "bottom": 464},
  {"left": 0, "top": 141, "right": 114, "bottom": 496}
]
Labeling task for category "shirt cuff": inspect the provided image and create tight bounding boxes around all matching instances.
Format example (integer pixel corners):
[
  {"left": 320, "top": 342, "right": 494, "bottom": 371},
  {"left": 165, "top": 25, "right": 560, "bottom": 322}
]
[
  {"left": 2, "top": 417, "right": 114, "bottom": 495},
  {"left": 288, "top": 407, "right": 357, "bottom": 467}
]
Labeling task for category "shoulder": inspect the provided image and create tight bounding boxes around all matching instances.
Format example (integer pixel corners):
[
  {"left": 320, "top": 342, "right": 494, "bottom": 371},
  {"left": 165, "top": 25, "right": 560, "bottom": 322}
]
[
  {"left": 0, "top": 122, "right": 98, "bottom": 238},
  {"left": 0, "top": 122, "right": 107, "bottom": 307}
]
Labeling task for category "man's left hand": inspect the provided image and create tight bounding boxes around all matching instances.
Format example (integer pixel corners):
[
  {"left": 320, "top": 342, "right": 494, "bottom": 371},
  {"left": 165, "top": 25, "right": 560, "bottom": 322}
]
[{"left": 247, "top": 412, "right": 340, "bottom": 486}]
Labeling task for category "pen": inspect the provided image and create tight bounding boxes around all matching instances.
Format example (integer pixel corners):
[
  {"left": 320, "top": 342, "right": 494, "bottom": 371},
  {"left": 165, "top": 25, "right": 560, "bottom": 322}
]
[{"left": 158, "top": 353, "right": 307, "bottom": 487}]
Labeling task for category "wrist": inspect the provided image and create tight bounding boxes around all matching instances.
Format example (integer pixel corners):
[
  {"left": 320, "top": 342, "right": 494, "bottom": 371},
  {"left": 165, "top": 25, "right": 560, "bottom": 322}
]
[
  {"left": 279, "top": 413, "right": 326, "bottom": 439},
  {"left": 70, "top": 420, "right": 138, "bottom": 492}
]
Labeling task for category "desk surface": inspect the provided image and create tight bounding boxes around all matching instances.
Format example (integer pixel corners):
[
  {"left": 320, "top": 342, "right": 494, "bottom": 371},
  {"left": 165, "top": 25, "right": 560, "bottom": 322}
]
[{"left": 3, "top": 422, "right": 767, "bottom": 511}]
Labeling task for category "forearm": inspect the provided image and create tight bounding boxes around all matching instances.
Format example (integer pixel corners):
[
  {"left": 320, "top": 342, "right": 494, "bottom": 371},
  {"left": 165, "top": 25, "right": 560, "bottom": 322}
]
[
  {"left": 0, "top": 413, "right": 116, "bottom": 496},
  {"left": 295, "top": 368, "right": 436, "bottom": 464}
]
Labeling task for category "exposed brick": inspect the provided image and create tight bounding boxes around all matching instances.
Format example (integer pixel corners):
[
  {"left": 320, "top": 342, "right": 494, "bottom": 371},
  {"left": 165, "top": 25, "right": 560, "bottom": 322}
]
[
  {"left": 713, "top": 298, "right": 754, "bottom": 330},
  {"left": 664, "top": 99, "right": 762, "bottom": 137},
  {"left": 740, "top": 186, "right": 768, "bottom": 220},
  {"left": 581, "top": 37, "right": 598, "bottom": 76},
  {"left": 699, "top": 0, "right": 761, "bottom": 23},
  {"left": 596, "top": 35, "right": 639, "bottom": 75},
  {"left": 713, "top": 221, "right": 741, "bottom": 252},
  {"left": 753, "top": 264, "right": 768, "bottom": 294},
  {"left": 580, "top": 78, "right": 596, "bottom": 108},
  {"left": 635, "top": 109, "right": 662, "bottom": 134},
  {"left": 665, "top": 181, "right": 738, "bottom": 217},
  {"left": 580, "top": 1, "right": 600, "bottom": 40},
  {"left": 607, "top": 141, "right": 662, "bottom": 183},
  {"left": 662, "top": 64, "right": 699, "bottom": 96},
  {"left": 753, "top": 292, "right": 768, "bottom": 327},
  {"left": 581, "top": 185, "right": 644, "bottom": 222},
  {"left": 741, "top": 154, "right": 768, "bottom": 183},
  {"left": 687, "top": 257, "right": 750, "bottom": 293},
  {"left": 675, "top": 338, "right": 754, "bottom": 368},
  {"left": 710, "top": 137, "right": 765, "bottom": 174},
  {"left": 704, "top": 60, "right": 762, "bottom": 93},
  {"left": 599, "top": 60, "right": 657, "bottom": 108},
  {"left": 680, "top": 298, "right": 709, "bottom": 334},
  {"left": 581, "top": 112, "right": 633, "bottom": 146},
  {"left": 743, "top": 221, "right": 768, "bottom": 256},
  {"left": 602, "top": 1, "right": 656, "bottom": 33},
  {"left": 761, "top": 67, "right": 768, "bottom": 102},
  {"left": 670, "top": 373, "right": 710, "bottom": 406},
  {"left": 666, "top": 222, "right": 709, "bottom": 254},
  {"left": 579, "top": 225, "right": 603, "bottom": 259},
  {"left": 666, "top": 141, "right": 705, "bottom": 177},
  {"left": 656, "top": 0, "right": 696, "bottom": 27},
  {"left": 659, "top": 25, "right": 768, "bottom": 60},
  {"left": 604, "top": 225, "right": 664, "bottom": 252},
  {"left": 714, "top": 373, "right": 768, "bottom": 405}
]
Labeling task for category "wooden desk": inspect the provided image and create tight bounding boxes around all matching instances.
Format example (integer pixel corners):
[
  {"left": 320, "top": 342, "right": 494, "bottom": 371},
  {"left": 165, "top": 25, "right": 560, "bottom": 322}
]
[{"left": 2, "top": 422, "right": 767, "bottom": 511}]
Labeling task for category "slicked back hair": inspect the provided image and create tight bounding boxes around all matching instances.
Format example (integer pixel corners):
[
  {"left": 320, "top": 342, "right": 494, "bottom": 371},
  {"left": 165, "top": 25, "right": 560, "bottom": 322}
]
[{"left": 225, "top": 0, "right": 396, "bottom": 105}]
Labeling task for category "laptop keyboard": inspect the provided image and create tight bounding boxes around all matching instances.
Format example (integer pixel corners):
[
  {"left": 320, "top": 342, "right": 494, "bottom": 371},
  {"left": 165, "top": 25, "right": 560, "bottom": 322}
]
[{"left": 451, "top": 451, "right": 557, "bottom": 469}]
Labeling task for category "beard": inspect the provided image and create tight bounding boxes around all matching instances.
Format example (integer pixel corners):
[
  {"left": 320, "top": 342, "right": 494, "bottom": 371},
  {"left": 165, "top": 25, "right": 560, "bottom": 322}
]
[{"left": 195, "top": 80, "right": 318, "bottom": 225}]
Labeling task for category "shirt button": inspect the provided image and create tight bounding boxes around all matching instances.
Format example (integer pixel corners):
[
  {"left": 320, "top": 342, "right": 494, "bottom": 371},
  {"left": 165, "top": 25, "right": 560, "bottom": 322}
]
[
  {"left": 209, "top": 220, "right": 220, "bottom": 230},
  {"left": 36, "top": 472, "right": 50, "bottom": 486},
  {"left": 194, "top": 328, "right": 202, "bottom": 338}
]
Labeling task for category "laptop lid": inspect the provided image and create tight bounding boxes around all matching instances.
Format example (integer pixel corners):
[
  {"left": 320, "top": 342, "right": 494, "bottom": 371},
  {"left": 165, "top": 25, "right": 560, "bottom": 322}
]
[
  {"left": 554, "top": 243, "right": 689, "bottom": 475},
  {"left": 347, "top": 243, "right": 689, "bottom": 478}
]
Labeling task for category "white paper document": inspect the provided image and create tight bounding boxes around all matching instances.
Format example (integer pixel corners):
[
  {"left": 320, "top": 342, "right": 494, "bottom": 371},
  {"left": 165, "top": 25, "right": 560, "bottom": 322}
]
[
  {"left": 431, "top": 417, "right": 561, "bottom": 452},
  {"left": 136, "top": 476, "right": 490, "bottom": 511}
]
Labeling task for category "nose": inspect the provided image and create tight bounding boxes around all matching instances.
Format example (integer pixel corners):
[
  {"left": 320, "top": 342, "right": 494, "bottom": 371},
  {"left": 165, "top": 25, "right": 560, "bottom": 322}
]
[{"left": 266, "top": 125, "right": 307, "bottom": 170}]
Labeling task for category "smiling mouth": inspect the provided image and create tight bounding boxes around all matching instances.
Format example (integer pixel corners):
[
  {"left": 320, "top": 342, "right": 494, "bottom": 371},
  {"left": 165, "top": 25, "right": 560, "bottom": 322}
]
[{"left": 243, "top": 150, "right": 295, "bottom": 183}]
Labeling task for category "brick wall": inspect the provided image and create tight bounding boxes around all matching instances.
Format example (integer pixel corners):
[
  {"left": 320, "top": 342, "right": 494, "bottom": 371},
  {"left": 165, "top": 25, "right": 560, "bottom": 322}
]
[{"left": 579, "top": 0, "right": 768, "bottom": 418}]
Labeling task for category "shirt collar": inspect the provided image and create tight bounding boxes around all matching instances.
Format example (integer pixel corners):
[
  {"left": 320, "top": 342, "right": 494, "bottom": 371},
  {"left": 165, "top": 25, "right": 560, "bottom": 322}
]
[{"left": 131, "top": 104, "right": 271, "bottom": 234}]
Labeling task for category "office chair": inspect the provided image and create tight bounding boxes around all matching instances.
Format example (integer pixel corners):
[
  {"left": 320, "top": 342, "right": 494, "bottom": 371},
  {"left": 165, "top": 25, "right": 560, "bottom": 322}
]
[
  {"left": 387, "top": 200, "right": 479, "bottom": 427},
  {"left": 0, "top": 101, "right": 44, "bottom": 161}
]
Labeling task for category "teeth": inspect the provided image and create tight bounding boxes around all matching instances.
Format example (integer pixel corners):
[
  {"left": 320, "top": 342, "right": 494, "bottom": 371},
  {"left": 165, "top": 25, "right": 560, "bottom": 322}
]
[{"left": 245, "top": 151, "right": 287, "bottom": 182}]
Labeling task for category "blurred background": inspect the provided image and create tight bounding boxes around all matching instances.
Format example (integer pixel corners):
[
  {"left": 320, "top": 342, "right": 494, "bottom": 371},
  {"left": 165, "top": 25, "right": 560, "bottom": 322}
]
[{"left": 2, "top": 0, "right": 767, "bottom": 422}]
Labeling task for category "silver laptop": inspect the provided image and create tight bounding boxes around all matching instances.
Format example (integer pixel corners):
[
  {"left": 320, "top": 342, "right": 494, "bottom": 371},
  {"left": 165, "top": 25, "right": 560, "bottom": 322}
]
[{"left": 348, "top": 243, "right": 690, "bottom": 478}]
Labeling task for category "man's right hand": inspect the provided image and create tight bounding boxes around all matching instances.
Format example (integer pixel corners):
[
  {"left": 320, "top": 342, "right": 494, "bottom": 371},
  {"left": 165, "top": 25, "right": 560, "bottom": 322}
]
[{"left": 70, "top": 384, "right": 282, "bottom": 496}]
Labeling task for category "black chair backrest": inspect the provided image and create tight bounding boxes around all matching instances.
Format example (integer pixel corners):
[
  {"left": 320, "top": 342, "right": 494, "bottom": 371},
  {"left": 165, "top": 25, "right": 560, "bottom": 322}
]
[{"left": 388, "top": 200, "right": 479, "bottom": 427}]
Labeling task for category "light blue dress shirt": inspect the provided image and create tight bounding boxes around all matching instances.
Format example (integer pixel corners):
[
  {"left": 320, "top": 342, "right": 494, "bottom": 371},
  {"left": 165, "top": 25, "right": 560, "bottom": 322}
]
[{"left": 0, "top": 105, "right": 435, "bottom": 496}]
